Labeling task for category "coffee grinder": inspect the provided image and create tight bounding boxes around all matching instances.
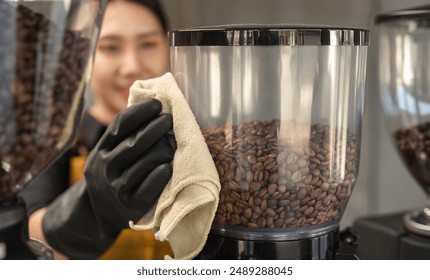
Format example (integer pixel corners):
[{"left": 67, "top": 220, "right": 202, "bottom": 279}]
[
  {"left": 353, "top": 5, "right": 430, "bottom": 259},
  {"left": 0, "top": 0, "right": 106, "bottom": 259},
  {"left": 169, "top": 25, "right": 369, "bottom": 259}
]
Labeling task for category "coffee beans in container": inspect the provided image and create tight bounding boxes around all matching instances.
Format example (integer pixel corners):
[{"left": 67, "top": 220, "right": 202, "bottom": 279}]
[
  {"left": 394, "top": 123, "right": 430, "bottom": 195},
  {"left": 203, "top": 119, "right": 359, "bottom": 229},
  {"left": 0, "top": 2, "right": 92, "bottom": 203}
]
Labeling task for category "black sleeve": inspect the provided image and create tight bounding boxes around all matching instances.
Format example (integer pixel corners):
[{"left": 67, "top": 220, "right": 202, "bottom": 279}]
[{"left": 18, "top": 153, "right": 70, "bottom": 216}]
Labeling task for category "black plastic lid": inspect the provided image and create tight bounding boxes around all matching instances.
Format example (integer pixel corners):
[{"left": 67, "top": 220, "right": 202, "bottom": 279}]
[
  {"left": 375, "top": 5, "right": 430, "bottom": 24},
  {"left": 169, "top": 24, "right": 369, "bottom": 46}
]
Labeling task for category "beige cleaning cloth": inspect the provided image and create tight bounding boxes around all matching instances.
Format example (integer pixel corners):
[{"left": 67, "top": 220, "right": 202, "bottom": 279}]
[{"left": 127, "top": 72, "right": 221, "bottom": 260}]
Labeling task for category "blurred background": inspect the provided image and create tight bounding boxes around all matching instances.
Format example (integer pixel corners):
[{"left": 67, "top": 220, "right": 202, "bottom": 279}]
[{"left": 159, "top": 0, "right": 430, "bottom": 228}]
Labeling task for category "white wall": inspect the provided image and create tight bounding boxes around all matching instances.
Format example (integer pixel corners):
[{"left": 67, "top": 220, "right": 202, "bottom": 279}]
[{"left": 161, "top": 0, "right": 371, "bottom": 30}]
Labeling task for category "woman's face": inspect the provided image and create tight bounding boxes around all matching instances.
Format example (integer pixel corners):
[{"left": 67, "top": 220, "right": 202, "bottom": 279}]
[{"left": 90, "top": 0, "right": 169, "bottom": 124}]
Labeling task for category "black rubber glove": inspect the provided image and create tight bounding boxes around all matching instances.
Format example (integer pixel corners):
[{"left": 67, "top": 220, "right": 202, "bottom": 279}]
[{"left": 42, "top": 99, "right": 176, "bottom": 259}]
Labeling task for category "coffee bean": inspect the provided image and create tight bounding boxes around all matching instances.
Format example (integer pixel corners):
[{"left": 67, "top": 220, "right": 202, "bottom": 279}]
[
  {"left": 317, "top": 212, "right": 327, "bottom": 221},
  {"left": 285, "top": 217, "right": 295, "bottom": 225},
  {"left": 304, "top": 206, "right": 314, "bottom": 216},
  {"left": 320, "top": 181, "right": 330, "bottom": 191},
  {"left": 265, "top": 208, "right": 276, "bottom": 217},
  {"left": 316, "top": 153, "right": 326, "bottom": 161},
  {"left": 289, "top": 186, "right": 299, "bottom": 194},
  {"left": 253, "top": 206, "right": 263, "bottom": 216},
  {"left": 290, "top": 199, "right": 301, "bottom": 208},
  {"left": 297, "top": 205, "right": 307, "bottom": 213},
  {"left": 274, "top": 218, "right": 284, "bottom": 227},
  {"left": 277, "top": 184, "right": 287, "bottom": 193},
  {"left": 248, "top": 196, "right": 254, "bottom": 207},
  {"left": 258, "top": 187, "right": 267, "bottom": 198},
  {"left": 276, "top": 206, "right": 285, "bottom": 213},
  {"left": 240, "top": 215, "right": 249, "bottom": 225},
  {"left": 250, "top": 181, "right": 261, "bottom": 192},
  {"left": 252, "top": 162, "right": 263, "bottom": 172},
  {"left": 279, "top": 199, "right": 290, "bottom": 206},
  {"left": 311, "top": 188, "right": 323, "bottom": 200},
  {"left": 239, "top": 181, "right": 250, "bottom": 192},
  {"left": 317, "top": 191, "right": 327, "bottom": 200},
  {"left": 303, "top": 174, "right": 312, "bottom": 185},
  {"left": 311, "top": 168, "right": 321, "bottom": 176},
  {"left": 260, "top": 199, "right": 268, "bottom": 210},
  {"left": 226, "top": 202, "right": 233, "bottom": 213},
  {"left": 291, "top": 171, "right": 301, "bottom": 182},
  {"left": 301, "top": 196, "right": 311, "bottom": 205},
  {"left": 278, "top": 176, "right": 288, "bottom": 185},
  {"left": 286, "top": 152, "right": 298, "bottom": 165},
  {"left": 310, "top": 176, "right": 320, "bottom": 185},
  {"left": 257, "top": 217, "right": 266, "bottom": 227},
  {"left": 305, "top": 147, "right": 316, "bottom": 157},
  {"left": 231, "top": 214, "right": 241, "bottom": 225},
  {"left": 267, "top": 183, "right": 277, "bottom": 194},
  {"left": 247, "top": 154, "right": 257, "bottom": 164},
  {"left": 296, "top": 188, "right": 307, "bottom": 200},
  {"left": 267, "top": 196, "right": 279, "bottom": 209},
  {"left": 297, "top": 216, "right": 306, "bottom": 226},
  {"left": 276, "top": 151, "right": 288, "bottom": 165},
  {"left": 244, "top": 208, "right": 253, "bottom": 219},
  {"left": 310, "top": 157, "right": 321, "bottom": 165},
  {"left": 254, "top": 197, "right": 262, "bottom": 206},
  {"left": 234, "top": 166, "right": 246, "bottom": 181},
  {"left": 296, "top": 158, "right": 308, "bottom": 168},
  {"left": 287, "top": 193, "right": 297, "bottom": 201},
  {"left": 268, "top": 172, "right": 280, "bottom": 183},
  {"left": 230, "top": 191, "right": 241, "bottom": 200},
  {"left": 227, "top": 181, "right": 240, "bottom": 192},
  {"left": 233, "top": 205, "right": 243, "bottom": 215},
  {"left": 203, "top": 120, "right": 358, "bottom": 229},
  {"left": 245, "top": 170, "right": 254, "bottom": 182}
]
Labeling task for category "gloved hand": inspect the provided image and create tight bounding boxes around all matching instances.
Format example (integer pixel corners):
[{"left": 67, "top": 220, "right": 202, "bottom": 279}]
[{"left": 41, "top": 99, "right": 176, "bottom": 259}]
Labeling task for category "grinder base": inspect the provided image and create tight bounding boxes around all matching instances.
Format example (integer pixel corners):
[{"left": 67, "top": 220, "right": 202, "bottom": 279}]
[
  {"left": 195, "top": 228, "right": 360, "bottom": 260},
  {"left": 353, "top": 211, "right": 430, "bottom": 259},
  {"left": 0, "top": 198, "right": 36, "bottom": 259}
]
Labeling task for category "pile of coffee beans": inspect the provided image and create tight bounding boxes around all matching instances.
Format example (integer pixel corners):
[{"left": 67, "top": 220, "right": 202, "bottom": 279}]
[
  {"left": 394, "top": 123, "right": 430, "bottom": 195},
  {"left": 203, "top": 120, "right": 359, "bottom": 229},
  {"left": 0, "top": 3, "right": 91, "bottom": 203}
]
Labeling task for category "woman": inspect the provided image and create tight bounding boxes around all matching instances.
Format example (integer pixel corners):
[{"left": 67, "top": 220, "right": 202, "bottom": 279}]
[
  {"left": 90, "top": 0, "right": 169, "bottom": 126},
  {"left": 20, "top": 0, "right": 174, "bottom": 260}
]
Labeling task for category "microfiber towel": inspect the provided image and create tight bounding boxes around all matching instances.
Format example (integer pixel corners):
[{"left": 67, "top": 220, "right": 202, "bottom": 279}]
[{"left": 127, "top": 72, "right": 221, "bottom": 260}]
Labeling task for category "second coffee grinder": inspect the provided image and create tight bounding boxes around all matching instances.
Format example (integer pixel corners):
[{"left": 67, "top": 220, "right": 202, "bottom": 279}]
[{"left": 354, "top": 5, "right": 430, "bottom": 260}]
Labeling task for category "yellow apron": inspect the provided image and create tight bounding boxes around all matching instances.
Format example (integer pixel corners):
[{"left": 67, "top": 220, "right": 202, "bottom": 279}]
[{"left": 70, "top": 155, "right": 172, "bottom": 259}]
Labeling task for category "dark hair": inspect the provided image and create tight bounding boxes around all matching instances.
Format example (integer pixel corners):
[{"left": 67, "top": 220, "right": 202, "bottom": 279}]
[{"left": 112, "top": 0, "right": 169, "bottom": 33}]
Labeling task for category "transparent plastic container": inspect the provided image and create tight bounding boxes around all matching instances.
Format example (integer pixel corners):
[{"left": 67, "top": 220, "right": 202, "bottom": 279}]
[
  {"left": 0, "top": 0, "right": 107, "bottom": 204},
  {"left": 170, "top": 25, "right": 369, "bottom": 240},
  {"left": 376, "top": 6, "right": 430, "bottom": 236}
]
